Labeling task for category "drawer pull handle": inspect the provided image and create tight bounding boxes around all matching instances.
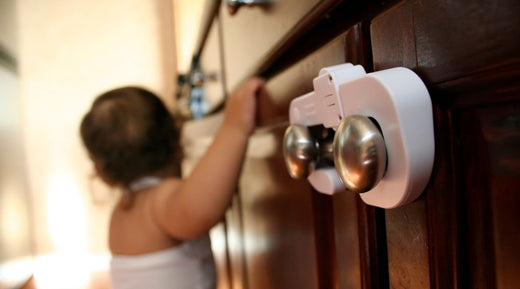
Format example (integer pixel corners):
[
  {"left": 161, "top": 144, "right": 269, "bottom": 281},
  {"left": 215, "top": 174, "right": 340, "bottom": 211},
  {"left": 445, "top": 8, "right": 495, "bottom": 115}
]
[{"left": 227, "top": 0, "right": 272, "bottom": 15}]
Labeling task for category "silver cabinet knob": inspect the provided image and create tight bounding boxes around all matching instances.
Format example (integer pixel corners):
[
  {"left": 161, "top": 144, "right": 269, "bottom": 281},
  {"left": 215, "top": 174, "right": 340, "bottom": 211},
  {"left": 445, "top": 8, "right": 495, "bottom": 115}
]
[
  {"left": 283, "top": 124, "right": 317, "bottom": 179},
  {"left": 226, "top": 0, "right": 272, "bottom": 15},
  {"left": 333, "top": 115, "right": 387, "bottom": 193}
]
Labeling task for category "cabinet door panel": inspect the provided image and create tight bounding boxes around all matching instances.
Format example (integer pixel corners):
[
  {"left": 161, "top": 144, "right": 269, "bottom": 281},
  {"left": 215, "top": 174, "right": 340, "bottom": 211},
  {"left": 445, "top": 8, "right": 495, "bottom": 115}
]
[
  {"left": 239, "top": 126, "right": 319, "bottom": 289},
  {"left": 413, "top": 0, "right": 520, "bottom": 84},
  {"left": 372, "top": 0, "right": 520, "bottom": 84},
  {"left": 456, "top": 104, "right": 520, "bottom": 289},
  {"left": 209, "top": 222, "right": 231, "bottom": 289},
  {"left": 385, "top": 201, "right": 430, "bottom": 289},
  {"left": 226, "top": 194, "right": 248, "bottom": 289}
]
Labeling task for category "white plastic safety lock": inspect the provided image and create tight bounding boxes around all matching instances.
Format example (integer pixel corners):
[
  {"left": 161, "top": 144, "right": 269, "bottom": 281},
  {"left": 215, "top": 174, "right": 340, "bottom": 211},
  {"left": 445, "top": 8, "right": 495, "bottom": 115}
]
[{"left": 283, "top": 63, "right": 435, "bottom": 209}]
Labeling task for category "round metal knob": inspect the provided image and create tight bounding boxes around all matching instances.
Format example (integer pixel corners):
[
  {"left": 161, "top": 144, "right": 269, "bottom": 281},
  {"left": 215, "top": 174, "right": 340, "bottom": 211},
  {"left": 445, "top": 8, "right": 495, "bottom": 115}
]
[
  {"left": 283, "top": 124, "right": 318, "bottom": 179},
  {"left": 333, "top": 115, "right": 387, "bottom": 193}
]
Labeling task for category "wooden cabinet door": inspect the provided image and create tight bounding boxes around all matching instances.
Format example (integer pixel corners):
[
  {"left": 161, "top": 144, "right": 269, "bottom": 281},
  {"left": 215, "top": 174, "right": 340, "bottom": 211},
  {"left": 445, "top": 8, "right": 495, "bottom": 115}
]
[
  {"left": 369, "top": 0, "right": 520, "bottom": 288},
  {"left": 205, "top": 0, "right": 520, "bottom": 288}
]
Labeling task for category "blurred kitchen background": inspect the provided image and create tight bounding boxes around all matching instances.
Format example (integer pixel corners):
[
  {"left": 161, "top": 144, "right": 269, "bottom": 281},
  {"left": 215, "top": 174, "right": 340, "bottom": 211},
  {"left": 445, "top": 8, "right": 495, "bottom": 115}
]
[{"left": 0, "top": 0, "right": 204, "bottom": 288}]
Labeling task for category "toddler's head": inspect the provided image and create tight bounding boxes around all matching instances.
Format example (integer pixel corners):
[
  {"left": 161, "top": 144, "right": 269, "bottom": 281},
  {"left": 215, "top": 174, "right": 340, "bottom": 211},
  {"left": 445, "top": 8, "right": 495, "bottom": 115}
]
[{"left": 80, "top": 87, "right": 180, "bottom": 187}]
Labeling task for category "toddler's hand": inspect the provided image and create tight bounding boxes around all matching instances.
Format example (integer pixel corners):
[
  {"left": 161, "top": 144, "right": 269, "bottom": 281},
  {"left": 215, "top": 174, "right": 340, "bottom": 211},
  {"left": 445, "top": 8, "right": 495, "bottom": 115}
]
[{"left": 223, "top": 77, "right": 265, "bottom": 136}]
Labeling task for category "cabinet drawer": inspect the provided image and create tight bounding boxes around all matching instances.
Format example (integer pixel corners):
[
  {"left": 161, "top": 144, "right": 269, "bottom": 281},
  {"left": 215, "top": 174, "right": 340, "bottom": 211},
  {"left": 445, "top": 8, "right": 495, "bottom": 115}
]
[{"left": 220, "top": 0, "right": 337, "bottom": 92}]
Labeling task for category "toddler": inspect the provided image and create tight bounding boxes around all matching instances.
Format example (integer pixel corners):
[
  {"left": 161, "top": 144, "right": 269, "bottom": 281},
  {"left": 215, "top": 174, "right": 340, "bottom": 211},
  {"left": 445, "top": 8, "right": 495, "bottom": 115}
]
[{"left": 80, "top": 78, "right": 266, "bottom": 289}]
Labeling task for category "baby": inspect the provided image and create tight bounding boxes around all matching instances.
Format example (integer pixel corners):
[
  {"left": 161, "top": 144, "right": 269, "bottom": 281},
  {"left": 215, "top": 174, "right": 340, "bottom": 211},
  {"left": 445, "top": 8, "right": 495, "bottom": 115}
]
[{"left": 80, "top": 78, "right": 266, "bottom": 289}]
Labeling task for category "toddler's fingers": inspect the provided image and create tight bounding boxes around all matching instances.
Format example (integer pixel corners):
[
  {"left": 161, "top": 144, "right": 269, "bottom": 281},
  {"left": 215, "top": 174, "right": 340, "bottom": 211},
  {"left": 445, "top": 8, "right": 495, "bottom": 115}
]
[{"left": 243, "top": 77, "right": 265, "bottom": 98}]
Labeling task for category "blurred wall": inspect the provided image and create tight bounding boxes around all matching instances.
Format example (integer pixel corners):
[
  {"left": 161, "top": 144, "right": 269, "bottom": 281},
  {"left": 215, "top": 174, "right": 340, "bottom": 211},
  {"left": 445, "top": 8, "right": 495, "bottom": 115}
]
[
  {"left": 0, "top": 0, "right": 34, "bottom": 287},
  {"left": 0, "top": 65, "right": 33, "bottom": 289},
  {"left": 13, "top": 0, "right": 176, "bottom": 287},
  {"left": 173, "top": 0, "right": 206, "bottom": 73}
]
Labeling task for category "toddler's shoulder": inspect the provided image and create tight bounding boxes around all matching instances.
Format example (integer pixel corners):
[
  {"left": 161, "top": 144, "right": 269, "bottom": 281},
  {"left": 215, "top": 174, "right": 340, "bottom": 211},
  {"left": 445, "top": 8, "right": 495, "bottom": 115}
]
[{"left": 150, "top": 177, "right": 183, "bottom": 204}]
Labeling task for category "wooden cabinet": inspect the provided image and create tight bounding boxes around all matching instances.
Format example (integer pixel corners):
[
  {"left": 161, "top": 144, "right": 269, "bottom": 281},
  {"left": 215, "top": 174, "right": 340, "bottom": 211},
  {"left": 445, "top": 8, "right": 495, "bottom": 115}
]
[{"left": 184, "top": 0, "right": 520, "bottom": 288}]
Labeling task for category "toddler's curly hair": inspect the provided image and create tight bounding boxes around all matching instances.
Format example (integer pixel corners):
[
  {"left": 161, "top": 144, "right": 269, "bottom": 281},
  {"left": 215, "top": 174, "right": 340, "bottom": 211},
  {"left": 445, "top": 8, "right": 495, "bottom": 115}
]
[{"left": 80, "top": 87, "right": 180, "bottom": 187}]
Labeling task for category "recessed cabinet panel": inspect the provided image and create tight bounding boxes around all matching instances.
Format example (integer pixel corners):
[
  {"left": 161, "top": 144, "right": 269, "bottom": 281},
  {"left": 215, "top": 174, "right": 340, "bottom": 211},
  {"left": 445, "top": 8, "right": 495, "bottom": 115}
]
[
  {"left": 239, "top": 126, "right": 319, "bottom": 289},
  {"left": 457, "top": 104, "right": 520, "bottom": 289}
]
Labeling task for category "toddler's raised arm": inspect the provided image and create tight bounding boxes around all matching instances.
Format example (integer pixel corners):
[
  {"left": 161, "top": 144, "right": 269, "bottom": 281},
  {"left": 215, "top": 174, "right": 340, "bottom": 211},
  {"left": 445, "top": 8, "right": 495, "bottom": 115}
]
[{"left": 153, "top": 78, "right": 266, "bottom": 240}]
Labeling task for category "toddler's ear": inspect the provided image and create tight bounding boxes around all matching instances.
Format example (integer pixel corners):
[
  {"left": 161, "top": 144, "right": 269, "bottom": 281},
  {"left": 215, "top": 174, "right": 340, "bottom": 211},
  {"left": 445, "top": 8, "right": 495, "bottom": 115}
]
[
  {"left": 93, "top": 161, "right": 114, "bottom": 187},
  {"left": 94, "top": 161, "right": 103, "bottom": 174}
]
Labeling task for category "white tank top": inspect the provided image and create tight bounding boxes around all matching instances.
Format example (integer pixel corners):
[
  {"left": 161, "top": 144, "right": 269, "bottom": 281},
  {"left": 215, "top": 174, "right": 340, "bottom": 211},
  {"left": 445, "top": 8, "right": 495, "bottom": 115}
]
[{"left": 110, "top": 235, "right": 216, "bottom": 289}]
